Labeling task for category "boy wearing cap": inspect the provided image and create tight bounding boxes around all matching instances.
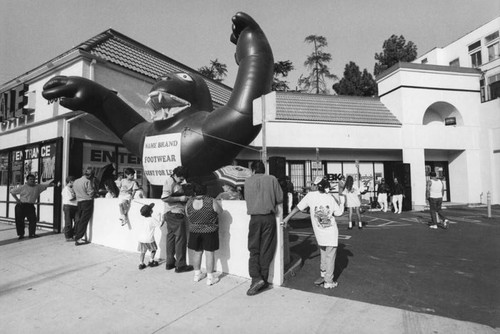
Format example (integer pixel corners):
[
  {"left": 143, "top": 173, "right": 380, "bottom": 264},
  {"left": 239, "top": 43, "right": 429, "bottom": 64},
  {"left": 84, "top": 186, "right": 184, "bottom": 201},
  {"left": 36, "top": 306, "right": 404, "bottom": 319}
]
[
  {"left": 136, "top": 203, "right": 163, "bottom": 270},
  {"left": 282, "top": 177, "right": 344, "bottom": 289}
]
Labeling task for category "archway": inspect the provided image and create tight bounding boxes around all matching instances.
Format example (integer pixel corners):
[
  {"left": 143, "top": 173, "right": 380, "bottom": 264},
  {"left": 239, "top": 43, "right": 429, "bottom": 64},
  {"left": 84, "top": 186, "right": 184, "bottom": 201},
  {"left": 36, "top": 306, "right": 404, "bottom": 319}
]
[{"left": 422, "top": 101, "right": 463, "bottom": 126}]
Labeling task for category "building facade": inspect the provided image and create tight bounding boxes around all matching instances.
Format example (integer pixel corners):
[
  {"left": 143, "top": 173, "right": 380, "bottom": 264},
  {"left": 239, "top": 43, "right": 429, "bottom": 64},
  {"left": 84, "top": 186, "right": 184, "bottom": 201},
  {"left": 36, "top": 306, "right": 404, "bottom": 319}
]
[
  {"left": 238, "top": 17, "right": 500, "bottom": 210},
  {"left": 0, "top": 30, "right": 231, "bottom": 231},
  {"left": 1, "top": 18, "right": 498, "bottom": 230}
]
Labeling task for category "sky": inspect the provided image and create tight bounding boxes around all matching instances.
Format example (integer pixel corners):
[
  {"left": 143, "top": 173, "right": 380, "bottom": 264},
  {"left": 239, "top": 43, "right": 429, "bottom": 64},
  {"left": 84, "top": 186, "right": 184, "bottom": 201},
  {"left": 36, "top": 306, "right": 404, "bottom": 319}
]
[{"left": 1, "top": 0, "right": 499, "bottom": 89}]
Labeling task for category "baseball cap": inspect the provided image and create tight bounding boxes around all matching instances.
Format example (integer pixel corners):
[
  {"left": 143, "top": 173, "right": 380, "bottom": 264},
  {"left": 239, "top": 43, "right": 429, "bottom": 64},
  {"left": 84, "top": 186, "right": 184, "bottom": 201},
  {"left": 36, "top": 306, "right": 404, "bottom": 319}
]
[
  {"left": 313, "top": 176, "right": 330, "bottom": 191},
  {"left": 140, "top": 203, "right": 155, "bottom": 217},
  {"left": 313, "top": 176, "right": 323, "bottom": 185}
]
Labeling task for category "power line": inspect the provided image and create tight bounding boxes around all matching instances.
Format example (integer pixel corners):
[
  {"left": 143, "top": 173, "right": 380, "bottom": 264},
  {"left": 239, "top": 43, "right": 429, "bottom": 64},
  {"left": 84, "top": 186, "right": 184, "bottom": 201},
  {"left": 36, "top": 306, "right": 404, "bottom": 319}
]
[{"left": 184, "top": 127, "right": 261, "bottom": 153}]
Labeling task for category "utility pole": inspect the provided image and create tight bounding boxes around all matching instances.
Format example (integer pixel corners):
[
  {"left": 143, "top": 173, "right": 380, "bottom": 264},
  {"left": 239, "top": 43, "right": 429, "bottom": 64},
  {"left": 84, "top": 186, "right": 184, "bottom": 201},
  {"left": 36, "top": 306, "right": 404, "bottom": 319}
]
[{"left": 253, "top": 92, "right": 276, "bottom": 174}]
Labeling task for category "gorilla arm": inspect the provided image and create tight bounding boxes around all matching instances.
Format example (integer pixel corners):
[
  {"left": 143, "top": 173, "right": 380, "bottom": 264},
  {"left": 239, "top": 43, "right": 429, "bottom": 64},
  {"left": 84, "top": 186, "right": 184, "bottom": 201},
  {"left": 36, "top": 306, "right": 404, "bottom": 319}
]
[
  {"left": 202, "top": 12, "right": 274, "bottom": 150},
  {"left": 42, "top": 76, "right": 146, "bottom": 156}
]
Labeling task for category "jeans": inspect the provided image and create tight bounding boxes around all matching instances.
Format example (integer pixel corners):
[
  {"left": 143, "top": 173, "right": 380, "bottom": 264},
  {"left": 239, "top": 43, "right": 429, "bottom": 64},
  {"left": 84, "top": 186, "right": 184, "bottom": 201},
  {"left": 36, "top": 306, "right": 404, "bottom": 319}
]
[
  {"left": 63, "top": 204, "right": 78, "bottom": 239},
  {"left": 165, "top": 212, "right": 188, "bottom": 267},
  {"left": 320, "top": 246, "right": 337, "bottom": 284},
  {"left": 15, "top": 203, "right": 37, "bottom": 237},
  {"left": 429, "top": 197, "right": 447, "bottom": 225},
  {"left": 248, "top": 214, "right": 277, "bottom": 284},
  {"left": 74, "top": 200, "right": 94, "bottom": 241}
]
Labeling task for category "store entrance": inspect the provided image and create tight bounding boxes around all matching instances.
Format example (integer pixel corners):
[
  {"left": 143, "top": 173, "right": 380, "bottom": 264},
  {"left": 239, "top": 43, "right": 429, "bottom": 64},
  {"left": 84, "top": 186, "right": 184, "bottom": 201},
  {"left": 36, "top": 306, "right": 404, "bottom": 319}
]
[
  {"left": 425, "top": 161, "right": 450, "bottom": 201},
  {"left": 383, "top": 162, "right": 412, "bottom": 211}
]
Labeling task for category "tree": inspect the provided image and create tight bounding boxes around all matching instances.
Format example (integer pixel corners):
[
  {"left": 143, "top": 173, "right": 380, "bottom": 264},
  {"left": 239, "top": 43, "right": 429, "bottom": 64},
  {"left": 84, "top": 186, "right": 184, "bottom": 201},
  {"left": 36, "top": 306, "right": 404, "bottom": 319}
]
[
  {"left": 197, "top": 59, "right": 228, "bottom": 82},
  {"left": 332, "top": 61, "right": 377, "bottom": 97},
  {"left": 298, "top": 35, "right": 337, "bottom": 94},
  {"left": 273, "top": 60, "right": 294, "bottom": 91},
  {"left": 374, "top": 35, "right": 417, "bottom": 76}
]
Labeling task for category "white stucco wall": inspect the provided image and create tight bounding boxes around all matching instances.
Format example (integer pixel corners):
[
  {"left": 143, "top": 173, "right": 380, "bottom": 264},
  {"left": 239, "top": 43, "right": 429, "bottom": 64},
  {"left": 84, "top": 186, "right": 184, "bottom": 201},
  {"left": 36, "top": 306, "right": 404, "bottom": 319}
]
[
  {"left": 415, "top": 17, "right": 500, "bottom": 67},
  {"left": 254, "top": 122, "right": 402, "bottom": 150},
  {"left": 89, "top": 198, "right": 284, "bottom": 285}
]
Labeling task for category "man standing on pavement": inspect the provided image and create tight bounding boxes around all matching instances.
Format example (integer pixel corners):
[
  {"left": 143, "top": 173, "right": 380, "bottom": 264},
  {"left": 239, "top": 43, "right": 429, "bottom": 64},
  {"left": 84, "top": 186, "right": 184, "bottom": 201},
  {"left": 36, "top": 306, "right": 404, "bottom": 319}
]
[
  {"left": 426, "top": 171, "right": 450, "bottom": 229},
  {"left": 377, "top": 178, "right": 389, "bottom": 212},
  {"left": 244, "top": 161, "right": 283, "bottom": 296},
  {"left": 73, "top": 167, "right": 97, "bottom": 246},
  {"left": 10, "top": 174, "right": 54, "bottom": 239},
  {"left": 161, "top": 166, "right": 193, "bottom": 273},
  {"left": 391, "top": 177, "right": 405, "bottom": 214}
]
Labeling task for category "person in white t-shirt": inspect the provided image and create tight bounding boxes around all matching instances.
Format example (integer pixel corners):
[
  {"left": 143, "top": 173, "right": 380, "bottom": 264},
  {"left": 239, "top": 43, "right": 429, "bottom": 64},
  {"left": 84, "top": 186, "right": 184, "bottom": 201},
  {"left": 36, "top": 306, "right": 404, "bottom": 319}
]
[
  {"left": 61, "top": 176, "right": 78, "bottom": 241},
  {"left": 426, "top": 171, "right": 450, "bottom": 229},
  {"left": 282, "top": 176, "right": 344, "bottom": 289},
  {"left": 135, "top": 203, "right": 163, "bottom": 270}
]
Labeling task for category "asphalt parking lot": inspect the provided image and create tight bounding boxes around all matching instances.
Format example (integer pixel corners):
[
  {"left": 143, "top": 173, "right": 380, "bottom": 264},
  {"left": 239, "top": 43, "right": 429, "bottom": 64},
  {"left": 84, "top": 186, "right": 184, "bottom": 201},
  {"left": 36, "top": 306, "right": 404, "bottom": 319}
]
[{"left": 283, "top": 205, "right": 500, "bottom": 329}]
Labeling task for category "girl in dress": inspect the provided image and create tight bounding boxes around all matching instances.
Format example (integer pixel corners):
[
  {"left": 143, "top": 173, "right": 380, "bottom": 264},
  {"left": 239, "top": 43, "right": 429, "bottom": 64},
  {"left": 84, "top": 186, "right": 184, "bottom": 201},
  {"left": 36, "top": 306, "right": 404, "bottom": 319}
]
[{"left": 343, "top": 175, "right": 363, "bottom": 229}]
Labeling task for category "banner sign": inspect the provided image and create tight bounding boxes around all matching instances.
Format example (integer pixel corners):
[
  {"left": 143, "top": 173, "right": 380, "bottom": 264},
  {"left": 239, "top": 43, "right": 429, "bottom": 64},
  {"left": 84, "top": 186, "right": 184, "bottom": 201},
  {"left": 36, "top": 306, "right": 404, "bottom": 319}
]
[{"left": 142, "top": 133, "right": 182, "bottom": 185}]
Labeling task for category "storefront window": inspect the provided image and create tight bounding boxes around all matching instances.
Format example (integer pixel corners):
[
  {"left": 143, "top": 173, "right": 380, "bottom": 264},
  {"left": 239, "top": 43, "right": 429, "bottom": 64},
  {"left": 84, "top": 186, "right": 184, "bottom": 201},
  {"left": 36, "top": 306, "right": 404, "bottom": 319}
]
[
  {"left": 39, "top": 142, "right": 56, "bottom": 205},
  {"left": 325, "top": 162, "right": 342, "bottom": 193},
  {"left": 11, "top": 149, "right": 24, "bottom": 187},
  {"left": 2, "top": 140, "right": 61, "bottom": 225},
  {"left": 0, "top": 153, "right": 8, "bottom": 209}
]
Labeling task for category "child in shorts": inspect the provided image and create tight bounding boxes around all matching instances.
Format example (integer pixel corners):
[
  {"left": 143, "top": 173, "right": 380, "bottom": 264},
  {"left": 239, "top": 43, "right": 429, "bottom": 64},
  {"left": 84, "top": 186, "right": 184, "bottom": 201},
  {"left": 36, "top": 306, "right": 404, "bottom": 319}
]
[
  {"left": 117, "top": 168, "right": 139, "bottom": 226},
  {"left": 136, "top": 203, "right": 163, "bottom": 270}
]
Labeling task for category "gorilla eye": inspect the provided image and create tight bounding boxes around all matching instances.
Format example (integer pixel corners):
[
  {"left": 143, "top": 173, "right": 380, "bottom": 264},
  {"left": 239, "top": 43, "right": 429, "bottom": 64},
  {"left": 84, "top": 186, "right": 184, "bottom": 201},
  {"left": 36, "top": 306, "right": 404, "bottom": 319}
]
[{"left": 176, "top": 73, "right": 193, "bottom": 81}]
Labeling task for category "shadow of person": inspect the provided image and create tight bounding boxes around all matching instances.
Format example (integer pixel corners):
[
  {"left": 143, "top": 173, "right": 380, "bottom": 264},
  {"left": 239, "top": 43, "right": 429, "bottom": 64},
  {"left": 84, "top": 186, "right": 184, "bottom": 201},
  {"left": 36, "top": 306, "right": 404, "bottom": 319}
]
[
  {"left": 215, "top": 209, "right": 233, "bottom": 273},
  {"left": 334, "top": 243, "right": 353, "bottom": 281},
  {"left": 289, "top": 235, "right": 319, "bottom": 262}
]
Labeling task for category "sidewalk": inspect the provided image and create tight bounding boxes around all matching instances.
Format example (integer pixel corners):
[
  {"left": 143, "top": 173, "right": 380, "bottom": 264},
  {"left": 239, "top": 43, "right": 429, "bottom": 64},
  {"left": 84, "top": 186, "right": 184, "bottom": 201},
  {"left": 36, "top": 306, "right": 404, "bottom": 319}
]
[{"left": 0, "top": 222, "right": 498, "bottom": 334}]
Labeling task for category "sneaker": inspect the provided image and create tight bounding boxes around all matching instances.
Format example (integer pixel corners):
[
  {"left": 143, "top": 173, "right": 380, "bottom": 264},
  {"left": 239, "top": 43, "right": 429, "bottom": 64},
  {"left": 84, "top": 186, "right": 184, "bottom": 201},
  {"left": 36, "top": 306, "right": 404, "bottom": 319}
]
[
  {"left": 442, "top": 219, "right": 449, "bottom": 229},
  {"left": 148, "top": 260, "right": 159, "bottom": 267},
  {"left": 324, "top": 282, "right": 338, "bottom": 289},
  {"left": 429, "top": 225, "right": 438, "bottom": 229},
  {"left": 138, "top": 263, "right": 147, "bottom": 270},
  {"left": 206, "top": 276, "right": 219, "bottom": 286},
  {"left": 193, "top": 272, "right": 207, "bottom": 282},
  {"left": 314, "top": 277, "right": 325, "bottom": 285},
  {"left": 75, "top": 239, "right": 88, "bottom": 246}
]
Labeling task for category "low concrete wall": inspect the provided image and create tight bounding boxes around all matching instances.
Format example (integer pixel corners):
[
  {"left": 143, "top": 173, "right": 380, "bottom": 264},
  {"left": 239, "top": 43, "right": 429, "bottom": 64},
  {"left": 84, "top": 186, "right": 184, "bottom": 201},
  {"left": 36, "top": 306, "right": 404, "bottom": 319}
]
[{"left": 88, "top": 198, "right": 284, "bottom": 285}]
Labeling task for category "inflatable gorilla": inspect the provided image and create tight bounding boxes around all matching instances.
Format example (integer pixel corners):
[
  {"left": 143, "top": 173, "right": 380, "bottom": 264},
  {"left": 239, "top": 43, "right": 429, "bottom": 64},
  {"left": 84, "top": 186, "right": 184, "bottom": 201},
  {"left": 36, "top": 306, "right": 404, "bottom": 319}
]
[{"left": 42, "top": 12, "right": 273, "bottom": 188}]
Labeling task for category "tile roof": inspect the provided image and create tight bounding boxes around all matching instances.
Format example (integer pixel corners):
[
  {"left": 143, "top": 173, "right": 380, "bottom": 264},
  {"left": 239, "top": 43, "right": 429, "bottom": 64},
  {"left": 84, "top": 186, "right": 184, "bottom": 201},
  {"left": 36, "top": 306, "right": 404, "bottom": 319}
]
[
  {"left": 77, "top": 29, "right": 231, "bottom": 108},
  {"left": 276, "top": 92, "right": 401, "bottom": 126}
]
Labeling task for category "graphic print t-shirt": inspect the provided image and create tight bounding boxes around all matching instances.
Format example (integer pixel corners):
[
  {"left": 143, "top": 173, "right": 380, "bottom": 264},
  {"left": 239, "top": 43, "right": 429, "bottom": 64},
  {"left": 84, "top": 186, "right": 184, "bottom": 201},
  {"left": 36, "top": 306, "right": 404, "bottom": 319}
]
[{"left": 296, "top": 191, "right": 342, "bottom": 247}]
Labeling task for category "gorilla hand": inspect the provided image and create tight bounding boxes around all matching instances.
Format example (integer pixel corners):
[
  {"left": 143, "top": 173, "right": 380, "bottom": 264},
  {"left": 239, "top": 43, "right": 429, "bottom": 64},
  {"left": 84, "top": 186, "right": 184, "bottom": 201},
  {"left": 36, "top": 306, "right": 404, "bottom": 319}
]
[
  {"left": 42, "top": 76, "right": 144, "bottom": 139},
  {"left": 42, "top": 76, "right": 112, "bottom": 113},
  {"left": 231, "top": 12, "right": 273, "bottom": 69}
]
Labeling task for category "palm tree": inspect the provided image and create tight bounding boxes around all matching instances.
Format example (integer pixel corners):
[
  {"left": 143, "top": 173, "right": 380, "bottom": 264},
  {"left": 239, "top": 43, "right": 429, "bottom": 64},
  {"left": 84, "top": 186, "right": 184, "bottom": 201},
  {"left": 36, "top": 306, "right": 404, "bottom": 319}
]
[{"left": 198, "top": 59, "right": 228, "bottom": 82}]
